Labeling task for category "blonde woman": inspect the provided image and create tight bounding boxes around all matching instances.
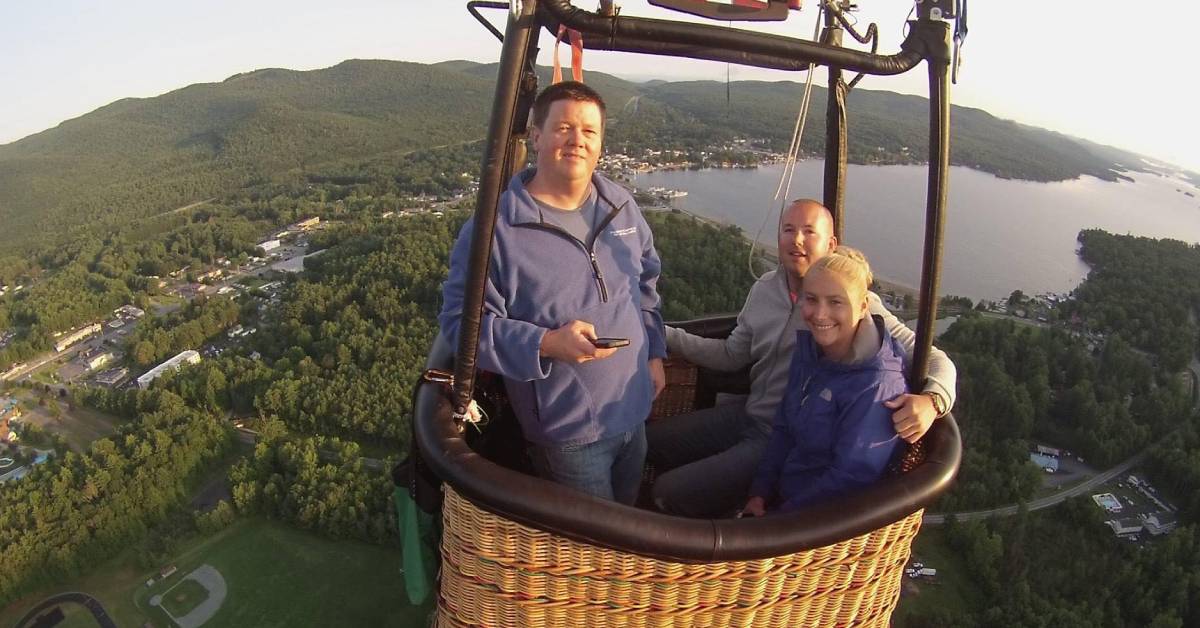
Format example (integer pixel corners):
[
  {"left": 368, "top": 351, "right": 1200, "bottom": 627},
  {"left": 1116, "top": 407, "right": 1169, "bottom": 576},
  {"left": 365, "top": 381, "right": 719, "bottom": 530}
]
[{"left": 743, "top": 246, "right": 907, "bottom": 516}]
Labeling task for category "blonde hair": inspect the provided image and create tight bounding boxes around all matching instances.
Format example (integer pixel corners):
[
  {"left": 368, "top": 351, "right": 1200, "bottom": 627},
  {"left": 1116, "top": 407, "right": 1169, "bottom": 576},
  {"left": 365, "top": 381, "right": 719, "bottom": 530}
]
[{"left": 809, "top": 246, "right": 873, "bottom": 300}]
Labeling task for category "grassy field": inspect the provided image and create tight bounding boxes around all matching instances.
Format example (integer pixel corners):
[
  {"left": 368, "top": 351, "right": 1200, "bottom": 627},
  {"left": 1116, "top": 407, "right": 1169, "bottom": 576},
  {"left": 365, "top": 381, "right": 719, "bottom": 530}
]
[
  {"left": 9, "top": 390, "right": 121, "bottom": 452},
  {"left": 0, "top": 518, "right": 432, "bottom": 628},
  {"left": 891, "top": 527, "right": 982, "bottom": 625}
]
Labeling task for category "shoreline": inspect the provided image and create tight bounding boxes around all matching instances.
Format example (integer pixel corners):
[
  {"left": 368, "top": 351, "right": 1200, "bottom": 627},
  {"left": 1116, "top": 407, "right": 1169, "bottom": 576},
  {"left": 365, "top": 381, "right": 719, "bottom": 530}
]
[{"left": 644, "top": 204, "right": 921, "bottom": 300}]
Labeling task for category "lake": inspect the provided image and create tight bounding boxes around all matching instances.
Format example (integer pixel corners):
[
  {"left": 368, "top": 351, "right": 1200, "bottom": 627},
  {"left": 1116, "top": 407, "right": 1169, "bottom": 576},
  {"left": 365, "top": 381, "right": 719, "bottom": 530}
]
[{"left": 637, "top": 162, "right": 1200, "bottom": 302}]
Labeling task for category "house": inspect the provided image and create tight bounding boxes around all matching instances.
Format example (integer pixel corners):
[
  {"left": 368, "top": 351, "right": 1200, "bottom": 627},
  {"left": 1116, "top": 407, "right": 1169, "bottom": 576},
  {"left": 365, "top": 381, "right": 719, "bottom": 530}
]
[{"left": 1107, "top": 518, "right": 1143, "bottom": 537}]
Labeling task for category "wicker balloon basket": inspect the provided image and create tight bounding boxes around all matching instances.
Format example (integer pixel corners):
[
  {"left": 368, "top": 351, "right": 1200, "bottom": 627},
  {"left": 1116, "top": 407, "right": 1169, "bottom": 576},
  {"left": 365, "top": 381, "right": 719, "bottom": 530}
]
[{"left": 435, "top": 486, "right": 922, "bottom": 627}]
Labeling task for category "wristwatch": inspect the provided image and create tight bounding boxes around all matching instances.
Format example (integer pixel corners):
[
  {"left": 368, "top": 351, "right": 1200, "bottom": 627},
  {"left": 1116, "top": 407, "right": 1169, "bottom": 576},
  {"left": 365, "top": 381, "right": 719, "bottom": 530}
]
[{"left": 924, "top": 391, "right": 948, "bottom": 417}]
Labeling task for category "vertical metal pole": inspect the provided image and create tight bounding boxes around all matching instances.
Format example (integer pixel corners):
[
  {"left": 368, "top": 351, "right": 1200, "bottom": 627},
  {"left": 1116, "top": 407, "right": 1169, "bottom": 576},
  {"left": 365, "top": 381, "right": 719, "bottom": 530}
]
[
  {"left": 821, "top": 9, "right": 847, "bottom": 238},
  {"left": 452, "top": 0, "right": 540, "bottom": 416},
  {"left": 909, "top": 20, "right": 952, "bottom": 392}
]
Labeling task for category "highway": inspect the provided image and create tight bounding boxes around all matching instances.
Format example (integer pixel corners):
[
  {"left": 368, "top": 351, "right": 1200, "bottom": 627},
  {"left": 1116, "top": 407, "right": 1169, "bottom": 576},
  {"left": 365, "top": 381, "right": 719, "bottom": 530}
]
[{"left": 925, "top": 347, "right": 1200, "bottom": 525}]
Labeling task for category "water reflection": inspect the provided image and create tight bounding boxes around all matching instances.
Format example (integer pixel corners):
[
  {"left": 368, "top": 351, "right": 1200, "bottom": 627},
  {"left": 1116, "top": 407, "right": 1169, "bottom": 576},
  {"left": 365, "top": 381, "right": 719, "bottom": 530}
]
[{"left": 637, "top": 162, "right": 1200, "bottom": 301}]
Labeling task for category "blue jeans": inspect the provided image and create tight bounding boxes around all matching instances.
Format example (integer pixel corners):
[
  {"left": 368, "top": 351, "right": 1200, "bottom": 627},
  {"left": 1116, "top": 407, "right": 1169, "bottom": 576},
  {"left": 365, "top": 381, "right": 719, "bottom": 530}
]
[
  {"left": 645, "top": 401, "right": 769, "bottom": 518},
  {"left": 528, "top": 424, "right": 647, "bottom": 505}
]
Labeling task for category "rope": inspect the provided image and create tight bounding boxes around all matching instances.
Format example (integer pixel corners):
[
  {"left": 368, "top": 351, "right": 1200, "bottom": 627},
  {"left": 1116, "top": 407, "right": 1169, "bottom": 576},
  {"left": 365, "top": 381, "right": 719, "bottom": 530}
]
[{"left": 747, "top": 4, "right": 824, "bottom": 280}]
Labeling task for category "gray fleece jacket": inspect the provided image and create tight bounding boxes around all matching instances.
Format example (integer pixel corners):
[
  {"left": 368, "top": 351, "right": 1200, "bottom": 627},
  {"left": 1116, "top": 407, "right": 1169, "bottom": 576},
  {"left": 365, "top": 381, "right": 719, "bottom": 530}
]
[{"left": 665, "top": 268, "right": 957, "bottom": 431}]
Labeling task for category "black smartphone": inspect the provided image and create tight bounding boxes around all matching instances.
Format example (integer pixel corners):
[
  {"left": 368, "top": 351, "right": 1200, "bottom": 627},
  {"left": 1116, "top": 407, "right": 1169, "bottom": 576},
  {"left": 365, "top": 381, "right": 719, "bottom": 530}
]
[{"left": 591, "top": 337, "right": 629, "bottom": 349}]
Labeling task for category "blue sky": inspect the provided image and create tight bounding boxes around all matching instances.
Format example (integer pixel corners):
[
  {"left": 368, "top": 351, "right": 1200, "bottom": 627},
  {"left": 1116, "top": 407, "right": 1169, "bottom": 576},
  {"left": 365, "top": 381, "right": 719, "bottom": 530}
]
[{"left": 3, "top": 1, "right": 1198, "bottom": 172}]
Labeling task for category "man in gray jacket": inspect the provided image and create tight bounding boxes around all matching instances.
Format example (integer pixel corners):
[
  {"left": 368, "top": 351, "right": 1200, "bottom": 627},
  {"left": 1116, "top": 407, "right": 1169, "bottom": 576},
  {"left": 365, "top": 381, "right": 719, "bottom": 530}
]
[{"left": 647, "top": 199, "right": 956, "bottom": 517}]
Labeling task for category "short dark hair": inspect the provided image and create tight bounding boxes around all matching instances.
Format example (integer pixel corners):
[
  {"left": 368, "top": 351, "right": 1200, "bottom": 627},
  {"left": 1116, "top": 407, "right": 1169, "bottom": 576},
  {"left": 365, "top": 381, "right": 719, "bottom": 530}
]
[{"left": 530, "top": 81, "right": 606, "bottom": 130}]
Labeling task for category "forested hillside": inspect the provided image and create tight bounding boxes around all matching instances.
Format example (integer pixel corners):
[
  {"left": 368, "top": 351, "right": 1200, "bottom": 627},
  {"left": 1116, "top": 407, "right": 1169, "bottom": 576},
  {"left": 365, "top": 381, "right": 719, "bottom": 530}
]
[
  {"left": 0, "top": 58, "right": 1167, "bottom": 261},
  {"left": 0, "top": 60, "right": 492, "bottom": 253}
]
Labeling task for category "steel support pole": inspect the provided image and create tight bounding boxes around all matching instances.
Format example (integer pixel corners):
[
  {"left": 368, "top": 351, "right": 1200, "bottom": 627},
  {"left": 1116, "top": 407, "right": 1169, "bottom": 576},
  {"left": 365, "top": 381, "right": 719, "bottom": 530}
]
[
  {"left": 909, "top": 21, "right": 952, "bottom": 392},
  {"left": 452, "top": 0, "right": 540, "bottom": 416},
  {"left": 821, "top": 11, "right": 847, "bottom": 238}
]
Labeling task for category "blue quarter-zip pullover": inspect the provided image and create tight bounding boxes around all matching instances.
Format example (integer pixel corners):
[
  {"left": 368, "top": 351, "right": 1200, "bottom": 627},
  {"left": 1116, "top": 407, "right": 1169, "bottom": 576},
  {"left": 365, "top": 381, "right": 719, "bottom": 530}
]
[{"left": 439, "top": 169, "right": 667, "bottom": 446}]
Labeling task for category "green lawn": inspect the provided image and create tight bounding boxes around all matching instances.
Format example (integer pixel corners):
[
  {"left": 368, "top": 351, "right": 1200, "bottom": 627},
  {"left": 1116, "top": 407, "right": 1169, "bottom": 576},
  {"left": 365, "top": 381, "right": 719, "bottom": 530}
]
[
  {"left": 891, "top": 527, "right": 983, "bottom": 626},
  {"left": 1, "top": 518, "right": 433, "bottom": 628},
  {"left": 137, "top": 519, "right": 431, "bottom": 628},
  {"left": 8, "top": 391, "right": 122, "bottom": 452}
]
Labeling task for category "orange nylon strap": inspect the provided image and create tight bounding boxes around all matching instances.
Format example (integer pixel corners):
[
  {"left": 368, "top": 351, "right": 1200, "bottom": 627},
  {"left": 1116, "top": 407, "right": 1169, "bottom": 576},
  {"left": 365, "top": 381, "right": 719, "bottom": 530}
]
[{"left": 552, "top": 25, "right": 584, "bottom": 84}]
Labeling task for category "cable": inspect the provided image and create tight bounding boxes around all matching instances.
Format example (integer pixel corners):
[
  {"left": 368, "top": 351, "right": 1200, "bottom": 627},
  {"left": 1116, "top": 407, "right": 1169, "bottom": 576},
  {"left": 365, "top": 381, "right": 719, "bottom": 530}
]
[{"left": 747, "top": 4, "right": 824, "bottom": 280}]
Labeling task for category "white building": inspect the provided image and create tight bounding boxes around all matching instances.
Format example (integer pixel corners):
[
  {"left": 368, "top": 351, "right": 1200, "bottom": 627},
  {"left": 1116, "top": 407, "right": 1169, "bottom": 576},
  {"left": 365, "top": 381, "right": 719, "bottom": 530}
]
[
  {"left": 81, "top": 350, "right": 114, "bottom": 370},
  {"left": 1107, "top": 518, "right": 1143, "bottom": 536},
  {"left": 1142, "top": 514, "right": 1178, "bottom": 536},
  {"left": 54, "top": 323, "right": 102, "bottom": 353},
  {"left": 257, "top": 239, "right": 281, "bottom": 253},
  {"left": 114, "top": 305, "right": 146, "bottom": 319},
  {"left": 136, "top": 350, "right": 201, "bottom": 389}
]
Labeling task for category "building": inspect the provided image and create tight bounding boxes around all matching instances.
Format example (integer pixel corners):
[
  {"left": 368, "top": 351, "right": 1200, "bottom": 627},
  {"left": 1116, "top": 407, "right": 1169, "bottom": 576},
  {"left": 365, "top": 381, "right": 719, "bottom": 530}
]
[
  {"left": 80, "top": 348, "right": 114, "bottom": 371},
  {"left": 136, "top": 350, "right": 201, "bottom": 389},
  {"left": 0, "top": 397, "right": 18, "bottom": 442},
  {"left": 1142, "top": 513, "right": 1178, "bottom": 536},
  {"left": 95, "top": 367, "right": 130, "bottom": 388},
  {"left": 1035, "top": 444, "right": 1061, "bottom": 457},
  {"left": 114, "top": 305, "right": 146, "bottom": 319},
  {"left": 293, "top": 217, "right": 320, "bottom": 231},
  {"left": 54, "top": 323, "right": 102, "bottom": 353},
  {"left": 257, "top": 239, "right": 281, "bottom": 253},
  {"left": 1107, "top": 518, "right": 1143, "bottom": 537}
]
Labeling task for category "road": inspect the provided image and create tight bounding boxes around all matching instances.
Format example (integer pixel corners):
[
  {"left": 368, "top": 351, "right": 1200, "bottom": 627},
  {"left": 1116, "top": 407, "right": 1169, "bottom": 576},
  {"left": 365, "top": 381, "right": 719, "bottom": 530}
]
[
  {"left": 2, "top": 238, "right": 318, "bottom": 388},
  {"left": 923, "top": 450, "right": 1148, "bottom": 524},
  {"left": 925, "top": 350, "right": 1200, "bottom": 525},
  {"left": 2, "top": 318, "right": 138, "bottom": 386}
]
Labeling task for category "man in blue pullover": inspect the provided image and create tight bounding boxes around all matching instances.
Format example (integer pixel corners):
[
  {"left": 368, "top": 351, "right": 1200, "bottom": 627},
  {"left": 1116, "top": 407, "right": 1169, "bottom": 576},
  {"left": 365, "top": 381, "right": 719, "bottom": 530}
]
[{"left": 439, "top": 82, "right": 667, "bottom": 505}]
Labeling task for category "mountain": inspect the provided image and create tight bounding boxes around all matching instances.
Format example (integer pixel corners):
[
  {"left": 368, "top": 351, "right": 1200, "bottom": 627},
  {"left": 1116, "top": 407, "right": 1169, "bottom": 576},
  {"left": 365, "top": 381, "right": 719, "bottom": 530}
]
[
  {"left": 0, "top": 60, "right": 494, "bottom": 252},
  {"left": 0, "top": 58, "right": 1179, "bottom": 255}
]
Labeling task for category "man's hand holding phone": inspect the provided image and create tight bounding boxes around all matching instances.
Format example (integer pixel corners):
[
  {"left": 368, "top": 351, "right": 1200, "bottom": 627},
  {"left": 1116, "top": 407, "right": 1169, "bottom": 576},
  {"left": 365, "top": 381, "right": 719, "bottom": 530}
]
[{"left": 540, "top": 321, "right": 622, "bottom": 363}]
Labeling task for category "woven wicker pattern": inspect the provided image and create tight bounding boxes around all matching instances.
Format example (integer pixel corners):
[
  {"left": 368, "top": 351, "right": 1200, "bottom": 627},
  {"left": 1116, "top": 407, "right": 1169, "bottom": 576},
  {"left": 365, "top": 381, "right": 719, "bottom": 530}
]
[
  {"left": 437, "top": 487, "right": 922, "bottom": 627},
  {"left": 648, "top": 358, "right": 699, "bottom": 420}
]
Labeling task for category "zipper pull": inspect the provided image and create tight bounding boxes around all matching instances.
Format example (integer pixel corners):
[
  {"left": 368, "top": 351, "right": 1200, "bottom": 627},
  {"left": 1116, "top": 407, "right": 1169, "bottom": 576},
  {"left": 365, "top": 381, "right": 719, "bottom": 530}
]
[{"left": 589, "top": 252, "right": 609, "bottom": 302}]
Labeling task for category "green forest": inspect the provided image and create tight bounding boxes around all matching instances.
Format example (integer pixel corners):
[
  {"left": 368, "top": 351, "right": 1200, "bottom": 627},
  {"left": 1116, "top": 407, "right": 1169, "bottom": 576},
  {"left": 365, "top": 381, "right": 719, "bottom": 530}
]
[
  {"left": 1, "top": 56, "right": 1199, "bottom": 624},
  {"left": 0, "top": 59, "right": 1159, "bottom": 261},
  {"left": 4, "top": 194, "right": 1200, "bottom": 626}
]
